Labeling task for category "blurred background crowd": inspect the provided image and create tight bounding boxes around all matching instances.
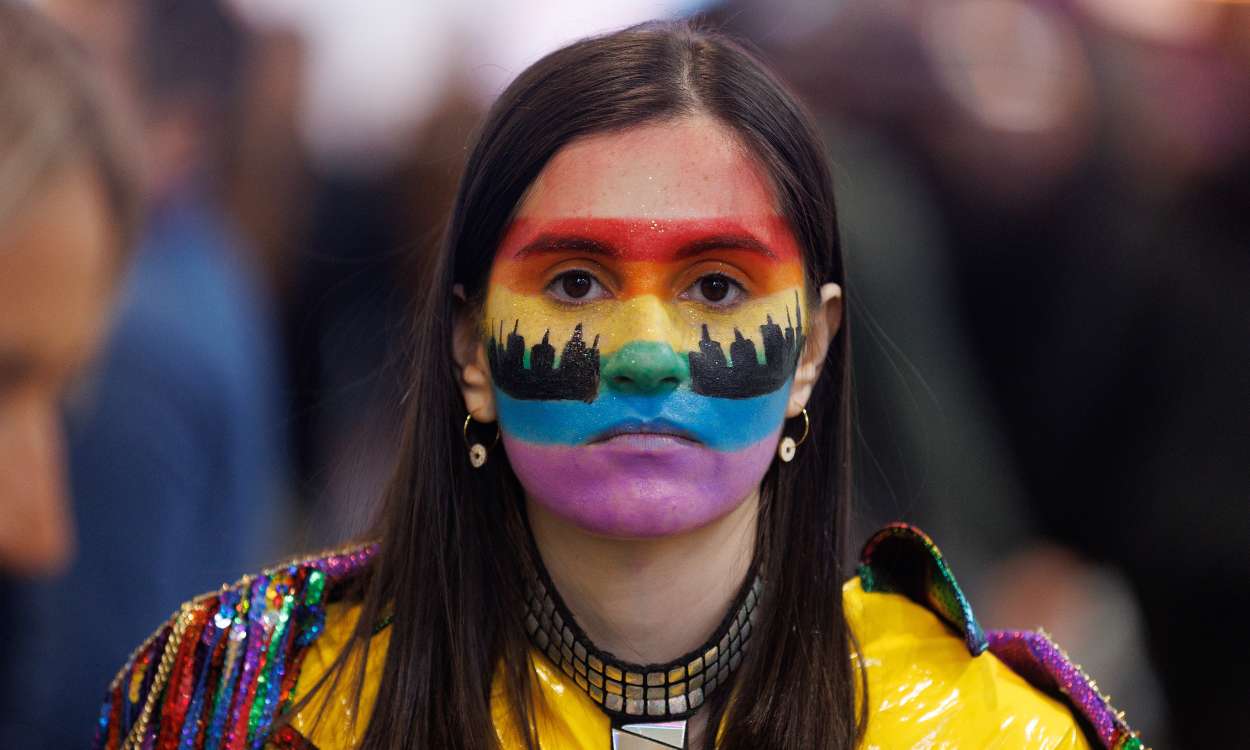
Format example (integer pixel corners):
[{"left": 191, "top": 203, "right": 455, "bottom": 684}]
[{"left": 1, "top": 0, "right": 1247, "bottom": 746}]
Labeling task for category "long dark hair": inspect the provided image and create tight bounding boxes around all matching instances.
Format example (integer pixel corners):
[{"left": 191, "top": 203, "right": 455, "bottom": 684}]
[{"left": 319, "top": 20, "right": 862, "bottom": 749}]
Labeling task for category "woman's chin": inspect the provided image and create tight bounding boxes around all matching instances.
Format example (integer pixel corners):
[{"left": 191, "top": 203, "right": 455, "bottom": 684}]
[{"left": 504, "top": 433, "right": 777, "bottom": 538}]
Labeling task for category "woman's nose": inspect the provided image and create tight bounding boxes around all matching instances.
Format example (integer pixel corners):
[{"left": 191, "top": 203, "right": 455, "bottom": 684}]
[{"left": 603, "top": 340, "right": 689, "bottom": 396}]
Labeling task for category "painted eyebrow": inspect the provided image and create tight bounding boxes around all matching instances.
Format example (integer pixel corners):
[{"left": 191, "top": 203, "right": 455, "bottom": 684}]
[
  {"left": 674, "top": 234, "right": 777, "bottom": 260},
  {"left": 513, "top": 235, "right": 618, "bottom": 259},
  {"left": 512, "top": 232, "right": 779, "bottom": 261}
]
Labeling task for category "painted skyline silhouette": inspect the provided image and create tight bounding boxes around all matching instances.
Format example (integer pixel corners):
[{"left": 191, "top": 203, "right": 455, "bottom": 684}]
[
  {"left": 489, "top": 293, "right": 803, "bottom": 402},
  {"left": 688, "top": 295, "right": 804, "bottom": 399},
  {"left": 488, "top": 321, "right": 601, "bottom": 402}
]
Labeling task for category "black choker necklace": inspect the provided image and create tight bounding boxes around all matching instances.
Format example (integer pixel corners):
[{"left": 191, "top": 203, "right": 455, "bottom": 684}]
[{"left": 523, "top": 563, "right": 762, "bottom": 747}]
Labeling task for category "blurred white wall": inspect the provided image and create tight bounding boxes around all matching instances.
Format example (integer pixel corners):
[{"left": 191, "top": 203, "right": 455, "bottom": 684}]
[{"left": 231, "top": 0, "right": 701, "bottom": 173}]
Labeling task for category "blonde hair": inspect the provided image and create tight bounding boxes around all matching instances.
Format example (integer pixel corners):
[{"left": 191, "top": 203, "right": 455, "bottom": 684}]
[{"left": 0, "top": 0, "right": 139, "bottom": 250}]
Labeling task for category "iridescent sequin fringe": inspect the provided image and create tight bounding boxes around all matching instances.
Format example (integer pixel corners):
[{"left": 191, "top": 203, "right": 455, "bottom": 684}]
[{"left": 93, "top": 544, "right": 377, "bottom": 750}]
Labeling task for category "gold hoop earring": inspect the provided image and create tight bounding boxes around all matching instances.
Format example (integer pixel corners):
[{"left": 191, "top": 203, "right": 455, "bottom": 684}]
[
  {"left": 777, "top": 408, "right": 810, "bottom": 463},
  {"left": 463, "top": 413, "right": 500, "bottom": 468}
]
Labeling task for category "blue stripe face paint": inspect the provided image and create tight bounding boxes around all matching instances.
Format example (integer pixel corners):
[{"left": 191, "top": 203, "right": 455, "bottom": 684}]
[{"left": 495, "top": 378, "right": 792, "bottom": 452}]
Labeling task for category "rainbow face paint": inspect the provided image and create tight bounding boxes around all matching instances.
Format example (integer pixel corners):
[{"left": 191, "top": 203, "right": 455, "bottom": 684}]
[
  {"left": 484, "top": 215, "right": 809, "bottom": 537},
  {"left": 479, "top": 117, "right": 811, "bottom": 538}
]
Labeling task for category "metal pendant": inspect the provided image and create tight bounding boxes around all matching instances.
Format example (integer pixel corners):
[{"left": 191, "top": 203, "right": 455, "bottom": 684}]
[{"left": 610, "top": 719, "right": 687, "bottom": 749}]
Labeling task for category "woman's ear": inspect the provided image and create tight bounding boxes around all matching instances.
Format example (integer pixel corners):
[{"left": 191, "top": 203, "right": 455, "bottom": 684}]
[
  {"left": 452, "top": 284, "right": 497, "bottom": 423},
  {"left": 787, "top": 282, "right": 843, "bottom": 418}
]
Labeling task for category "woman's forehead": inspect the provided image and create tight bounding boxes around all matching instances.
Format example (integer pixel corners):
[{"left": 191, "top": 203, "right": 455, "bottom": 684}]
[{"left": 516, "top": 115, "right": 782, "bottom": 221}]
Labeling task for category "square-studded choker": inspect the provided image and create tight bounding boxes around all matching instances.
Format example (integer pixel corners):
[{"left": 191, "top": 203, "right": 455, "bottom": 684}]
[{"left": 523, "top": 561, "right": 762, "bottom": 749}]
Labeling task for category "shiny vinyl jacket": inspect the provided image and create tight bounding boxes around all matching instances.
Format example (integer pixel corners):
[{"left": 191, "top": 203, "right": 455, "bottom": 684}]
[{"left": 96, "top": 525, "right": 1143, "bottom": 749}]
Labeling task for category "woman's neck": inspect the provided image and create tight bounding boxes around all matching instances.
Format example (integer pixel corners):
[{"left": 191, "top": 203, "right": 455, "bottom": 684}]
[{"left": 527, "top": 492, "right": 758, "bottom": 665}]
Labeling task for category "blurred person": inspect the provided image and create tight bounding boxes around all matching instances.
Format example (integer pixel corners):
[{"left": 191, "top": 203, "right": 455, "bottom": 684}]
[
  {"left": 1, "top": 0, "right": 289, "bottom": 745},
  {"left": 0, "top": 0, "right": 138, "bottom": 575},
  {"left": 97, "top": 23, "right": 1141, "bottom": 750},
  {"left": 0, "top": 0, "right": 138, "bottom": 739}
]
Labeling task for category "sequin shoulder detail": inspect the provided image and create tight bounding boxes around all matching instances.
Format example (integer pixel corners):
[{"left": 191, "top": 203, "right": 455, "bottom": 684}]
[
  {"left": 93, "top": 543, "right": 378, "bottom": 750},
  {"left": 858, "top": 522, "right": 1146, "bottom": 750},
  {"left": 988, "top": 630, "right": 1144, "bottom": 750},
  {"left": 858, "top": 522, "right": 987, "bottom": 654}
]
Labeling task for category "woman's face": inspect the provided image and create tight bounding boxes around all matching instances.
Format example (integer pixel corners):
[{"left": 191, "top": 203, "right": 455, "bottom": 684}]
[{"left": 474, "top": 116, "right": 815, "bottom": 538}]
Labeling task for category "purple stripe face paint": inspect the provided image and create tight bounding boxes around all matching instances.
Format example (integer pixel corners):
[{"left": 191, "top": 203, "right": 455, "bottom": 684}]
[{"left": 503, "top": 429, "right": 781, "bottom": 537}]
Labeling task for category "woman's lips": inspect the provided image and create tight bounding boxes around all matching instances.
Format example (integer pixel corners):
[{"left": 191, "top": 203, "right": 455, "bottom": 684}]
[
  {"left": 587, "top": 420, "right": 701, "bottom": 446},
  {"left": 594, "top": 432, "right": 698, "bottom": 450}
]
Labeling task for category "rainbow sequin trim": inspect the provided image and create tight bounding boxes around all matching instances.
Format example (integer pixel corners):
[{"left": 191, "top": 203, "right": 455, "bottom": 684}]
[
  {"left": 858, "top": 522, "right": 1145, "bottom": 750},
  {"left": 93, "top": 544, "right": 376, "bottom": 750}
]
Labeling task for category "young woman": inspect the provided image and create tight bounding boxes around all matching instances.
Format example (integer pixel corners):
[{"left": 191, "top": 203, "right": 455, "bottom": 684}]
[{"left": 96, "top": 22, "right": 1142, "bottom": 750}]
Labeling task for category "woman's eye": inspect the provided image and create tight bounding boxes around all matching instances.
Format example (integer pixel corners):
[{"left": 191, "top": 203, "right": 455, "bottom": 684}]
[
  {"left": 684, "top": 273, "right": 744, "bottom": 306},
  {"left": 546, "top": 270, "right": 608, "bottom": 303}
]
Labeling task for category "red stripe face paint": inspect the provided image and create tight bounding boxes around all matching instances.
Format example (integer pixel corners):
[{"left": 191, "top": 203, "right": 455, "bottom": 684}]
[{"left": 492, "top": 216, "right": 803, "bottom": 294}]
